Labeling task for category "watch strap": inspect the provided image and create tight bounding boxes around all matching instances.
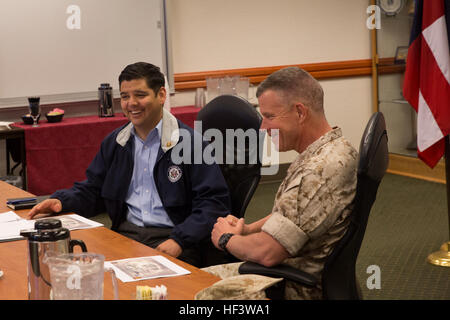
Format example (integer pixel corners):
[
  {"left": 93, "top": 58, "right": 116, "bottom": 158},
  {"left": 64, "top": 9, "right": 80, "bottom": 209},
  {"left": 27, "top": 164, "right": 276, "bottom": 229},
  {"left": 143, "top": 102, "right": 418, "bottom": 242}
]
[{"left": 218, "top": 233, "right": 234, "bottom": 254}]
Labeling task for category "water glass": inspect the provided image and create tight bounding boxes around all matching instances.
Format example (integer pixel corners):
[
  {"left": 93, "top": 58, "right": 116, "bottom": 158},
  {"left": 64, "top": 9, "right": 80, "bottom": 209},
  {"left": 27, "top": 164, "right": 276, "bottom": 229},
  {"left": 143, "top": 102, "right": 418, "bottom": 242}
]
[
  {"left": 219, "top": 76, "right": 236, "bottom": 95},
  {"left": 195, "top": 88, "right": 206, "bottom": 108},
  {"left": 206, "top": 77, "right": 220, "bottom": 102},
  {"left": 235, "top": 77, "right": 250, "bottom": 99},
  {"left": 45, "top": 252, "right": 119, "bottom": 300}
]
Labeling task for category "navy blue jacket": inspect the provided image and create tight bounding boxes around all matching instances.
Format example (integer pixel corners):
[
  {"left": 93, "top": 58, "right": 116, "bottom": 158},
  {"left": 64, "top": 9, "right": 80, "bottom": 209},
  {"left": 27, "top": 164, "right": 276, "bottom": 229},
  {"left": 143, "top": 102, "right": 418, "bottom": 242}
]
[{"left": 52, "top": 110, "right": 231, "bottom": 249}]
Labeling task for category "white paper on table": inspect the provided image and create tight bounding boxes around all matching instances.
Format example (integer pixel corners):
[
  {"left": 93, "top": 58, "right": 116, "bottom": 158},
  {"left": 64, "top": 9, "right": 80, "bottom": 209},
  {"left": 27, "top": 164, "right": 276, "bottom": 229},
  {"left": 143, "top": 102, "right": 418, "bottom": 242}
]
[
  {"left": 0, "top": 218, "right": 34, "bottom": 241},
  {"left": 53, "top": 214, "right": 103, "bottom": 231},
  {"left": 0, "top": 213, "right": 103, "bottom": 242},
  {"left": 105, "top": 255, "right": 191, "bottom": 283},
  {"left": 0, "top": 211, "right": 22, "bottom": 223}
]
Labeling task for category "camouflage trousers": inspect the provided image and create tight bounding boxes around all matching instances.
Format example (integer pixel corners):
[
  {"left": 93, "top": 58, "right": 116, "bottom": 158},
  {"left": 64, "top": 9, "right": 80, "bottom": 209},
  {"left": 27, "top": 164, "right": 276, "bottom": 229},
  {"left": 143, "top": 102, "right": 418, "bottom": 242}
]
[
  {"left": 199, "top": 262, "right": 283, "bottom": 300},
  {"left": 202, "top": 262, "right": 322, "bottom": 300},
  {"left": 201, "top": 262, "right": 243, "bottom": 279}
]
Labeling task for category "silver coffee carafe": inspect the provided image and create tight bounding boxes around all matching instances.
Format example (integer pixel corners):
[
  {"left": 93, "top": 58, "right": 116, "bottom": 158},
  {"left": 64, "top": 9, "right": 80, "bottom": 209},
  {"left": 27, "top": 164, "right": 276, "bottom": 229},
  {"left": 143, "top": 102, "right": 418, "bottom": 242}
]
[{"left": 20, "top": 218, "right": 87, "bottom": 300}]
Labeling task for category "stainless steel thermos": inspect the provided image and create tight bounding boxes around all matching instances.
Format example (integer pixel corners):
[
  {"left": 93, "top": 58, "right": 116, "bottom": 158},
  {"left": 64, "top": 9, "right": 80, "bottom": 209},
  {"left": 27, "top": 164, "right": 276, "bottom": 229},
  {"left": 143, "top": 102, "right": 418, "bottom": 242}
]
[{"left": 20, "top": 218, "right": 87, "bottom": 300}]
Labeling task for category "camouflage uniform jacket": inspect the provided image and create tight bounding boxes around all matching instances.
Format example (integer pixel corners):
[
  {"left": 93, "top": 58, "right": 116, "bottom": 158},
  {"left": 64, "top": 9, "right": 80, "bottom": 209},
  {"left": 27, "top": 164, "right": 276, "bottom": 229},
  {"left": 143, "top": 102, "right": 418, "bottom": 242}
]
[
  {"left": 202, "top": 127, "right": 357, "bottom": 300},
  {"left": 261, "top": 127, "right": 358, "bottom": 299}
]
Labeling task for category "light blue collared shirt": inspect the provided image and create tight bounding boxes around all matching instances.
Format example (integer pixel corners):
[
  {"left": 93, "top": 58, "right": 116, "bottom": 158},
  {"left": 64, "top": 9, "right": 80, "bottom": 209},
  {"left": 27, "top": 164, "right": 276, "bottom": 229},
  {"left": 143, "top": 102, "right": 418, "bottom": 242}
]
[{"left": 125, "top": 120, "right": 174, "bottom": 227}]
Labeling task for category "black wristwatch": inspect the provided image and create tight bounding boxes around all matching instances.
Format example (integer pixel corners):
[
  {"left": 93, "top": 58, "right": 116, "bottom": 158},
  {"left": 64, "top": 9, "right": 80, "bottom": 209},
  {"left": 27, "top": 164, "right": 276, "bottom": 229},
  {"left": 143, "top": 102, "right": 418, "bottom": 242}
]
[{"left": 218, "top": 233, "right": 234, "bottom": 254}]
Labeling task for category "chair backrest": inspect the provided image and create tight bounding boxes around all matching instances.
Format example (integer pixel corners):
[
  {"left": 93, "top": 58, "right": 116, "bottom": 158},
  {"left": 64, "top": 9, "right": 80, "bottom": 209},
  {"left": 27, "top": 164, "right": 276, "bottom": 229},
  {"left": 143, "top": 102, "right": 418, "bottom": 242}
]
[
  {"left": 196, "top": 95, "right": 263, "bottom": 218},
  {"left": 321, "top": 112, "right": 389, "bottom": 300}
]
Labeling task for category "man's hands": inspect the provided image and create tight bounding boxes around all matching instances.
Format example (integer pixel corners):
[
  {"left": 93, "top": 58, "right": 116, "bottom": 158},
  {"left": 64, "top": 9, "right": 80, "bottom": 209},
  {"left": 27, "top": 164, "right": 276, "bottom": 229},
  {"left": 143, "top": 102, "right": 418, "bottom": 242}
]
[
  {"left": 157, "top": 215, "right": 247, "bottom": 258},
  {"left": 211, "top": 214, "right": 290, "bottom": 266},
  {"left": 156, "top": 239, "right": 182, "bottom": 258},
  {"left": 211, "top": 215, "right": 246, "bottom": 250},
  {"left": 27, "top": 199, "right": 62, "bottom": 219}
]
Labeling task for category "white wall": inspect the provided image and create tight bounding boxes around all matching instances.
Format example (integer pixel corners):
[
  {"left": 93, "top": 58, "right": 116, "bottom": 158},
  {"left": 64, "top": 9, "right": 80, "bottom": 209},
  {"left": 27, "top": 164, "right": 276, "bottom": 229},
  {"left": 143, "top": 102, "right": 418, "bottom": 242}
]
[
  {"left": 1, "top": 0, "right": 375, "bottom": 174},
  {"left": 168, "top": 0, "right": 370, "bottom": 71},
  {"left": 168, "top": 0, "right": 374, "bottom": 163}
]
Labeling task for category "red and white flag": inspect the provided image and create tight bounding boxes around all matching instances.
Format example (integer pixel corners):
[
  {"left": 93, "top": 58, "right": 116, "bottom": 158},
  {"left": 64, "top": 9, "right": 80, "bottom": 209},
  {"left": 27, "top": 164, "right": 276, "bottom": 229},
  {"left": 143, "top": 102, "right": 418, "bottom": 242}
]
[{"left": 403, "top": 0, "right": 450, "bottom": 168}]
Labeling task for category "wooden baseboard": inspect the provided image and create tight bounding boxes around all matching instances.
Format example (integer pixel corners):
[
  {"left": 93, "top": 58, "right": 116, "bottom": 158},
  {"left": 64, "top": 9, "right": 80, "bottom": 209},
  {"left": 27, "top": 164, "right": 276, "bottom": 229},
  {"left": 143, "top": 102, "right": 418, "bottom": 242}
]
[{"left": 387, "top": 153, "right": 446, "bottom": 184}]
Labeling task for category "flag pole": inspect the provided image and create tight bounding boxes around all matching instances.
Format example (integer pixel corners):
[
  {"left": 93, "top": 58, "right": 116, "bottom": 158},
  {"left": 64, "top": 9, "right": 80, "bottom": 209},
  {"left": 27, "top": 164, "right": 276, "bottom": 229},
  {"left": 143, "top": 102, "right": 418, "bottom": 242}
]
[{"left": 427, "top": 135, "right": 450, "bottom": 267}]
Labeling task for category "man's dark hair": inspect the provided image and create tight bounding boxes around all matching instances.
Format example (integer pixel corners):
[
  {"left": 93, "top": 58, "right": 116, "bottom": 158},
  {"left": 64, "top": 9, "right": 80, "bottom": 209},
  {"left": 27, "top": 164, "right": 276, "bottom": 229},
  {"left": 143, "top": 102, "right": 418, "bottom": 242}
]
[{"left": 118, "top": 62, "right": 165, "bottom": 94}]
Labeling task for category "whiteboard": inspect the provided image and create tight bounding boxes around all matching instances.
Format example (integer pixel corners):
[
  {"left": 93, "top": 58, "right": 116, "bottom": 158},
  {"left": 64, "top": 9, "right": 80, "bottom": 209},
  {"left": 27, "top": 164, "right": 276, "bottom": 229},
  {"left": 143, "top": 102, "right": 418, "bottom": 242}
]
[{"left": 0, "top": 0, "right": 169, "bottom": 108}]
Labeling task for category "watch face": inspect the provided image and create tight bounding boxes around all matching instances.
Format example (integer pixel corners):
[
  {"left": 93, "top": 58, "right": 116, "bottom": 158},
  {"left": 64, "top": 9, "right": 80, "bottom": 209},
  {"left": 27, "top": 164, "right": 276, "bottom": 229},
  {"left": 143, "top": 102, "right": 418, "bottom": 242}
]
[{"left": 378, "top": 0, "right": 405, "bottom": 15}]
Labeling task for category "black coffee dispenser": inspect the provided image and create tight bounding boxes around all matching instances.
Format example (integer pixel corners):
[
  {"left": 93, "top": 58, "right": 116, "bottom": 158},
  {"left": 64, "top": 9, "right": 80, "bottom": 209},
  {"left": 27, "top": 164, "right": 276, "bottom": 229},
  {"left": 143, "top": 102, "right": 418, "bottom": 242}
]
[{"left": 98, "top": 83, "right": 114, "bottom": 117}]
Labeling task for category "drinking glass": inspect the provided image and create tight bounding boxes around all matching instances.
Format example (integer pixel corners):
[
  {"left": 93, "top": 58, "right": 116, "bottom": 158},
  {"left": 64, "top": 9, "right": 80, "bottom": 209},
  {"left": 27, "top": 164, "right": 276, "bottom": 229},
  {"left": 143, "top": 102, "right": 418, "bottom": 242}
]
[
  {"left": 235, "top": 77, "right": 250, "bottom": 100},
  {"left": 195, "top": 88, "right": 206, "bottom": 108},
  {"left": 206, "top": 77, "right": 220, "bottom": 102},
  {"left": 44, "top": 252, "right": 119, "bottom": 300},
  {"left": 219, "top": 76, "right": 236, "bottom": 96},
  {"left": 28, "top": 97, "right": 41, "bottom": 127}
]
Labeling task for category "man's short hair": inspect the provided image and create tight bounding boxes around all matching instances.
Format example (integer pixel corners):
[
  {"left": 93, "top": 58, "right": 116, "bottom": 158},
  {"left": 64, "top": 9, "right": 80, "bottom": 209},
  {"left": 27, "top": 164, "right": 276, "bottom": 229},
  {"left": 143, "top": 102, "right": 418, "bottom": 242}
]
[
  {"left": 256, "top": 67, "right": 324, "bottom": 113},
  {"left": 119, "top": 62, "right": 165, "bottom": 94}
]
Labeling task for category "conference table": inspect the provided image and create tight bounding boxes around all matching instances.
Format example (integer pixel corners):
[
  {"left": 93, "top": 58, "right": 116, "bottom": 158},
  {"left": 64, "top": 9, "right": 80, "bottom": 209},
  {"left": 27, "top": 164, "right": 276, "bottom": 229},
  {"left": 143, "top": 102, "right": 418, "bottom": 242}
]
[
  {"left": 0, "top": 180, "right": 220, "bottom": 300},
  {"left": 11, "top": 106, "right": 201, "bottom": 196}
]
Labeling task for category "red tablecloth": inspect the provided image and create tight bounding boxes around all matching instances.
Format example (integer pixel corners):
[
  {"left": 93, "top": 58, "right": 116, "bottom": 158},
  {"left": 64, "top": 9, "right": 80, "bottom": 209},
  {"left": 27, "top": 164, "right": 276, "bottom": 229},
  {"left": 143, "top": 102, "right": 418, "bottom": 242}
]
[
  {"left": 171, "top": 105, "right": 201, "bottom": 130},
  {"left": 12, "top": 106, "right": 200, "bottom": 195}
]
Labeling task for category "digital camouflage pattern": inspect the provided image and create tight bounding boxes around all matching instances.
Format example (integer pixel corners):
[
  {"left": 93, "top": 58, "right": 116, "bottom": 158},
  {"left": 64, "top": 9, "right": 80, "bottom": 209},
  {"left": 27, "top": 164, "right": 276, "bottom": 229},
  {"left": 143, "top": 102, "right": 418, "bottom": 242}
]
[
  {"left": 202, "top": 128, "right": 357, "bottom": 300},
  {"left": 263, "top": 127, "right": 357, "bottom": 299},
  {"left": 195, "top": 273, "right": 283, "bottom": 300}
]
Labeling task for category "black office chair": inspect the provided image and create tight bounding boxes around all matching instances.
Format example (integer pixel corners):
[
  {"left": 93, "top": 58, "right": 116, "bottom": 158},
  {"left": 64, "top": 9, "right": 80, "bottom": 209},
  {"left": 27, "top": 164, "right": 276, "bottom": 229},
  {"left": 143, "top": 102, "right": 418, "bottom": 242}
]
[
  {"left": 239, "top": 112, "right": 389, "bottom": 300},
  {"left": 196, "top": 94, "right": 263, "bottom": 218}
]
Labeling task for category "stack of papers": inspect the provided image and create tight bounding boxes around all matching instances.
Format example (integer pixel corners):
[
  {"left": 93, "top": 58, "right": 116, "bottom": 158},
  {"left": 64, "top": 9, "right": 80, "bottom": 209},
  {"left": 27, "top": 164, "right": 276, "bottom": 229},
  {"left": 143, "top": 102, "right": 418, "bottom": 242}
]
[{"left": 0, "top": 212, "right": 103, "bottom": 242}]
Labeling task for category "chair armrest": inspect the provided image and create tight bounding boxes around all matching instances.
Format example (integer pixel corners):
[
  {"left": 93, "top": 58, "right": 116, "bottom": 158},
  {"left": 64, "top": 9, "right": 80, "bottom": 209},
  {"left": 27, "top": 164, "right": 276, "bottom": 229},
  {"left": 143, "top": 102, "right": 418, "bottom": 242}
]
[{"left": 238, "top": 261, "right": 318, "bottom": 287}]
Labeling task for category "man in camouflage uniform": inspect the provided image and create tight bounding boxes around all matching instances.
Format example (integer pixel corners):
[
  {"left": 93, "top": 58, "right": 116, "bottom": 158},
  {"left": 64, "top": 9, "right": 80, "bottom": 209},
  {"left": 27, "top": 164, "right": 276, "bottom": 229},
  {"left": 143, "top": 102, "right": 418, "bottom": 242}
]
[{"left": 204, "top": 66, "right": 358, "bottom": 300}]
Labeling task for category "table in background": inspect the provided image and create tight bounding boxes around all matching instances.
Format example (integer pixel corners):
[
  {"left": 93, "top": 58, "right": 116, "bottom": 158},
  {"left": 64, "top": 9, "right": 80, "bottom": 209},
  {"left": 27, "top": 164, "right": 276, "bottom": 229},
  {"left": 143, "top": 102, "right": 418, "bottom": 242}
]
[
  {"left": 12, "top": 106, "right": 200, "bottom": 196},
  {"left": 0, "top": 180, "right": 219, "bottom": 300},
  {"left": 13, "top": 114, "right": 128, "bottom": 196},
  {"left": 171, "top": 105, "right": 201, "bottom": 129},
  {"left": 0, "top": 126, "right": 26, "bottom": 189}
]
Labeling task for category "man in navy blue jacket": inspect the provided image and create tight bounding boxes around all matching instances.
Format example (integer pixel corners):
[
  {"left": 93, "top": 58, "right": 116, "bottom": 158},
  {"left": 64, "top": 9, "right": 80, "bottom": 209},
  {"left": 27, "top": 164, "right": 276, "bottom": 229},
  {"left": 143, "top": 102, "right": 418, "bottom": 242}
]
[{"left": 29, "top": 62, "right": 231, "bottom": 267}]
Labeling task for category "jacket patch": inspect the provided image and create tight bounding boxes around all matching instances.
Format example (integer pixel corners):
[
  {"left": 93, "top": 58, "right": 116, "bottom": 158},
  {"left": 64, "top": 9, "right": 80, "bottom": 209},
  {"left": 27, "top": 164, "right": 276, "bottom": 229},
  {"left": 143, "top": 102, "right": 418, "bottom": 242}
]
[{"left": 168, "top": 165, "right": 182, "bottom": 183}]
